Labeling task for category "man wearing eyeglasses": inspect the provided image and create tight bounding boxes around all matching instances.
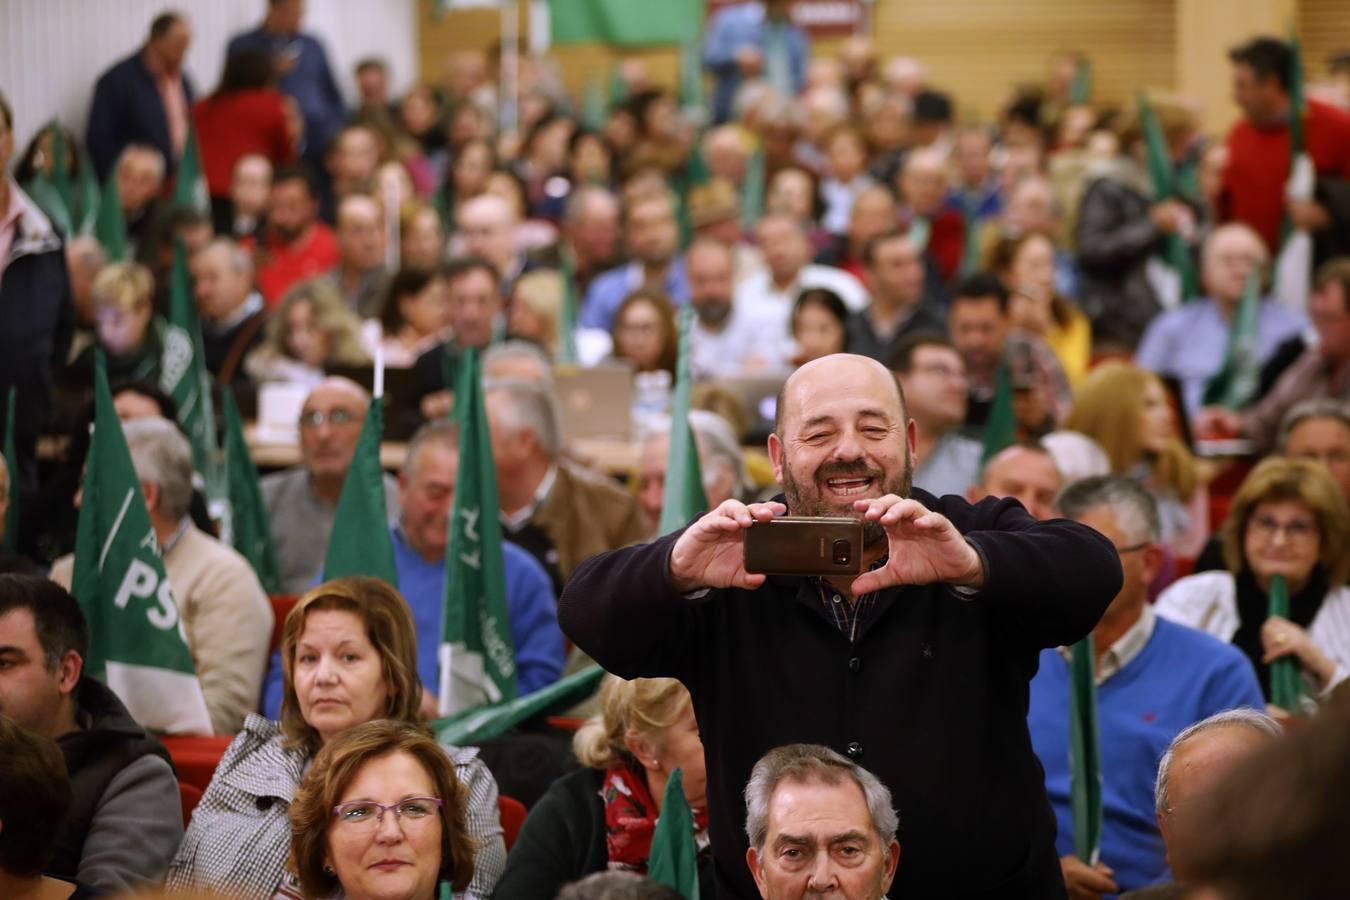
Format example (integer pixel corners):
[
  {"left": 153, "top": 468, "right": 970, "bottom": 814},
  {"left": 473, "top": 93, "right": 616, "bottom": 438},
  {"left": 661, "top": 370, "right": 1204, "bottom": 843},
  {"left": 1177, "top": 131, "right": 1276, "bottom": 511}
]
[
  {"left": 891, "top": 333, "right": 983, "bottom": 498},
  {"left": 1027, "top": 476, "right": 1263, "bottom": 899},
  {"left": 260, "top": 377, "right": 401, "bottom": 592}
]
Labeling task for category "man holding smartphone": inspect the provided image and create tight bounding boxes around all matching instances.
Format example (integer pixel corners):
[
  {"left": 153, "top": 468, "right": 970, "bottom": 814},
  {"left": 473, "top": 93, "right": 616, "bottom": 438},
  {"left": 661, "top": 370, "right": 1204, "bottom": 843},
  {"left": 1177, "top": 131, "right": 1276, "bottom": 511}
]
[{"left": 560, "top": 353, "right": 1123, "bottom": 899}]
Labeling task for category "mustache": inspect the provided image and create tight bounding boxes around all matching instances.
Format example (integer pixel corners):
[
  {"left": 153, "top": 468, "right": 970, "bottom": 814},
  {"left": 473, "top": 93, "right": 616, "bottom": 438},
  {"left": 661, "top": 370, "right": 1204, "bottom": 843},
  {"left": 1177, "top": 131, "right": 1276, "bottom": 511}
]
[{"left": 815, "top": 462, "right": 882, "bottom": 480}]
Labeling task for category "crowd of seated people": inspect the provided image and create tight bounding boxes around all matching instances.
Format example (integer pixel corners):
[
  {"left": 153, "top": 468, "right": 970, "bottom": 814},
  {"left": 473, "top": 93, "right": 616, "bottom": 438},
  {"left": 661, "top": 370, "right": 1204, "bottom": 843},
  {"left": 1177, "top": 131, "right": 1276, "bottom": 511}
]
[{"left": 3, "top": 1, "right": 1350, "bottom": 897}]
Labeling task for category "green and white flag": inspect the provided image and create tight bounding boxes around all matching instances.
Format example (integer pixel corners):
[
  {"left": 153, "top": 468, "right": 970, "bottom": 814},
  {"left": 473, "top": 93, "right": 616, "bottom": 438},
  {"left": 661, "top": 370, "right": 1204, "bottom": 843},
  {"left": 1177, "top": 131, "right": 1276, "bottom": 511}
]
[
  {"left": 93, "top": 169, "right": 128, "bottom": 262},
  {"left": 660, "top": 308, "right": 708, "bottom": 535},
  {"left": 980, "top": 362, "right": 1017, "bottom": 466},
  {"left": 76, "top": 143, "right": 102, "bottom": 236},
  {"left": 3, "top": 386, "right": 19, "bottom": 552},
  {"left": 1067, "top": 636, "right": 1103, "bottom": 864},
  {"left": 71, "top": 355, "right": 212, "bottom": 734},
  {"left": 679, "top": 37, "right": 705, "bottom": 123},
  {"left": 1138, "top": 92, "right": 1199, "bottom": 304},
  {"left": 581, "top": 74, "right": 608, "bottom": 131},
  {"left": 558, "top": 251, "right": 581, "bottom": 365},
  {"left": 436, "top": 665, "right": 606, "bottom": 745},
  {"left": 22, "top": 121, "right": 75, "bottom": 236},
  {"left": 740, "top": 148, "right": 766, "bottom": 233},
  {"left": 438, "top": 347, "right": 517, "bottom": 716},
  {"left": 160, "top": 239, "right": 219, "bottom": 495},
  {"left": 1267, "top": 574, "right": 1305, "bottom": 713},
  {"left": 323, "top": 395, "right": 399, "bottom": 586},
  {"left": 647, "top": 768, "right": 701, "bottom": 899},
  {"left": 1202, "top": 269, "right": 1262, "bottom": 409},
  {"left": 221, "top": 391, "right": 283, "bottom": 593},
  {"left": 172, "top": 124, "right": 210, "bottom": 215},
  {"left": 549, "top": 0, "right": 701, "bottom": 47}
]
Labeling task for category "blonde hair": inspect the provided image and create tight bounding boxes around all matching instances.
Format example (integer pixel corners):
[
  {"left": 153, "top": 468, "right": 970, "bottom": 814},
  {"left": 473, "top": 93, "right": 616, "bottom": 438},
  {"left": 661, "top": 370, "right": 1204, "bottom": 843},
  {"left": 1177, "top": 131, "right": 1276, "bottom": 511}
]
[
  {"left": 1221, "top": 457, "right": 1350, "bottom": 586},
  {"left": 573, "top": 675, "right": 691, "bottom": 770},
  {"left": 91, "top": 262, "right": 153, "bottom": 314},
  {"left": 1063, "top": 362, "right": 1198, "bottom": 501},
  {"left": 279, "top": 577, "right": 423, "bottom": 755},
  {"left": 510, "top": 270, "right": 564, "bottom": 356},
  {"left": 261, "top": 279, "right": 370, "bottom": 367}
]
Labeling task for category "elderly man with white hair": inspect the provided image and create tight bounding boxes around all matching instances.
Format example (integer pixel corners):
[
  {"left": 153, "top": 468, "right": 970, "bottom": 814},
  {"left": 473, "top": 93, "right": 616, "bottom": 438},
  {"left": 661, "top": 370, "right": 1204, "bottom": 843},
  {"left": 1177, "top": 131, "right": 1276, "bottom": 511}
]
[
  {"left": 636, "top": 410, "right": 752, "bottom": 535},
  {"left": 1135, "top": 223, "right": 1307, "bottom": 417},
  {"left": 189, "top": 238, "right": 268, "bottom": 386},
  {"left": 51, "top": 418, "right": 273, "bottom": 734},
  {"left": 1120, "top": 708, "right": 1282, "bottom": 900},
  {"left": 260, "top": 377, "right": 401, "bottom": 592}
]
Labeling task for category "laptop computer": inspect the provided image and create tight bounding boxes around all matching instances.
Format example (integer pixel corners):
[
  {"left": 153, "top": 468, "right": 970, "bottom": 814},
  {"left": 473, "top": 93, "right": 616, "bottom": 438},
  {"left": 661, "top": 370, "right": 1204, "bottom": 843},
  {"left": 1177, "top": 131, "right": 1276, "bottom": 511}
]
[
  {"left": 326, "top": 365, "right": 423, "bottom": 441},
  {"left": 717, "top": 374, "right": 787, "bottom": 444},
  {"left": 553, "top": 364, "right": 634, "bottom": 444}
]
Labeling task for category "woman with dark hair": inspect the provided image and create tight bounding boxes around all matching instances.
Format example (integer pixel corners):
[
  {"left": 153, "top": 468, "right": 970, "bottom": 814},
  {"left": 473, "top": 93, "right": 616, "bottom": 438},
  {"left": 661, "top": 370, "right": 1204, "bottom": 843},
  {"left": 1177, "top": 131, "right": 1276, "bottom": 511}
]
[
  {"left": 611, "top": 289, "right": 679, "bottom": 378},
  {"left": 378, "top": 268, "right": 452, "bottom": 368},
  {"left": 167, "top": 577, "right": 506, "bottom": 899},
  {"left": 193, "top": 49, "right": 296, "bottom": 228},
  {"left": 792, "top": 287, "right": 849, "bottom": 366}
]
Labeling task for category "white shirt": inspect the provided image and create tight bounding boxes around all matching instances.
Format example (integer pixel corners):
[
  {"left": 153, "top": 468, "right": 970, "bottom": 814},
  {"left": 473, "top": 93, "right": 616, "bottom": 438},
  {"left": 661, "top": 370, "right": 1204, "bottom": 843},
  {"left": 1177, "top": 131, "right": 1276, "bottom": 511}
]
[
  {"left": 689, "top": 303, "right": 791, "bottom": 380},
  {"left": 734, "top": 263, "right": 869, "bottom": 358}
]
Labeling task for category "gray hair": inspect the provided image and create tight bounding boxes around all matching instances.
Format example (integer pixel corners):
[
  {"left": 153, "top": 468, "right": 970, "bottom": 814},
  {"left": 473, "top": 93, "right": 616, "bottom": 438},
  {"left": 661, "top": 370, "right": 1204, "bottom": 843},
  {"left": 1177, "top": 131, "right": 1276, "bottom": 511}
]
[
  {"left": 642, "top": 411, "right": 751, "bottom": 500},
  {"left": 122, "top": 417, "right": 195, "bottom": 522},
  {"left": 201, "top": 237, "right": 255, "bottom": 280},
  {"left": 403, "top": 418, "right": 460, "bottom": 481},
  {"left": 116, "top": 143, "right": 166, "bottom": 182},
  {"left": 556, "top": 871, "right": 682, "bottom": 900},
  {"left": 1155, "top": 708, "right": 1282, "bottom": 815},
  {"left": 744, "top": 744, "right": 899, "bottom": 854},
  {"left": 483, "top": 340, "right": 554, "bottom": 388},
  {"left": 564, "top": 185, "right": 620, "bottom": 226},
  {"left": 1056, "top": 475, "right": 1161, "bottom": 544},
  {"left": 483, "top": 377, "right": 561, "bottom": 460},
  {"left": 1277, "top": 398, "right": 1350, "bottom": 452},
  {"left": 1041, "top": 430, "right": 1112, "bottom": 483}
]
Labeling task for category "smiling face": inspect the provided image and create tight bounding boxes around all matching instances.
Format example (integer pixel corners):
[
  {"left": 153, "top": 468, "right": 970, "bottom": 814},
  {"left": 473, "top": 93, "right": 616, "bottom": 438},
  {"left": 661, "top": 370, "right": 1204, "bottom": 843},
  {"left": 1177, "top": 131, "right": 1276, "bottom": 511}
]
[
  {"left": 770, "top": 355, "right": 915, "bottom": 547},
  {"left": 1243, "top": 498, "right": 1321, "bottom": 588},
  {"left": 748, "top": 776, "right": 899, "bottom": 900},
  {"left": 293, "top": 609, "right": 390, "bottom": 746},
  {"left": 326, "top": 750, "right": 443, "bottom": 900}
]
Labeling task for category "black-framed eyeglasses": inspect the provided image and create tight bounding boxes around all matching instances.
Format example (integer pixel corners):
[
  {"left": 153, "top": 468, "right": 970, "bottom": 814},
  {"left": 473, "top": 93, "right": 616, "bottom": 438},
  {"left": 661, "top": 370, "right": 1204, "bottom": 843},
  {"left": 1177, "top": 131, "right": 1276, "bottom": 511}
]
[
  {"left": 299, "top": 408, "right": 360, "bottom": 429},
  {"left": 331, "top": 797, "right": 443, "bottom": 828}
]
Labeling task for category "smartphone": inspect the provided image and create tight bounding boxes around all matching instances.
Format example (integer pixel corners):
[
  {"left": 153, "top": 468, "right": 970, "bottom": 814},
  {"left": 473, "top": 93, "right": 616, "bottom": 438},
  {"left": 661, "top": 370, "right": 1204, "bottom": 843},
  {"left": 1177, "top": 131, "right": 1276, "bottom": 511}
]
[{"left": 743, "top": 516, "right": 865, "bottom": 577}]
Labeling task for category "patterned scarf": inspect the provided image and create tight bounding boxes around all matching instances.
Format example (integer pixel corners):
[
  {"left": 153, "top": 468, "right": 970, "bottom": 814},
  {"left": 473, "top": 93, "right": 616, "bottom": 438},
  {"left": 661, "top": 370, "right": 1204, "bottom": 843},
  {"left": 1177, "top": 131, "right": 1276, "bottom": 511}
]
[{"left": 601, "top": 762, "right": 710, "bottom": 873}]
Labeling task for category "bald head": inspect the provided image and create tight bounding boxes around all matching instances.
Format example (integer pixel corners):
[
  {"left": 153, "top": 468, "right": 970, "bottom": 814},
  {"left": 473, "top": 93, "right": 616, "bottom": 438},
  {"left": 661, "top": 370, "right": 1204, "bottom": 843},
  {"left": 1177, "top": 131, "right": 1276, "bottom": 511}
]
[
  {"left": 776, "top": 354, "right": 907, "bottom": 438},
  {"left": 1202, "top": 222, "right": 1268, "bottom": 307},
  {"left": 300, "top": 376, "right": 372, "bottom": 487},
  {"left": 459, "top": 194, "right": 519, "bottom": 273},
  {"left": 971, "top": 443, "right": 1063, "bottom": 521}
]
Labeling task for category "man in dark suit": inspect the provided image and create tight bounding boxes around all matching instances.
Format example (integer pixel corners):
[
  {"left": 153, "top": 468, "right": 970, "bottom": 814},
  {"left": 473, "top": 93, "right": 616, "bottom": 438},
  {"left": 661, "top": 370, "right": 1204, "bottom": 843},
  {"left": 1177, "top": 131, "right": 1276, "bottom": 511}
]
[
  {"left": 560, "top": 353, "right": 1122, "bottom": 899},
  {"left": 86, "top": 12, "right": 194, "bottom": 182}
]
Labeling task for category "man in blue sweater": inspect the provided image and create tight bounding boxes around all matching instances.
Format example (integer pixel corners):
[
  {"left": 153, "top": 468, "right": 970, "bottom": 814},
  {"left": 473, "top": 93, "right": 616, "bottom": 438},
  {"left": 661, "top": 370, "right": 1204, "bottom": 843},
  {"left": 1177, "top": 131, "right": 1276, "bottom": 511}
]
[
  {"left": 262, "top": 419, "right": 565, "bottom": 717},
  {"left": 1028, "top": 477, "right": 1264, "bottom": 898}
]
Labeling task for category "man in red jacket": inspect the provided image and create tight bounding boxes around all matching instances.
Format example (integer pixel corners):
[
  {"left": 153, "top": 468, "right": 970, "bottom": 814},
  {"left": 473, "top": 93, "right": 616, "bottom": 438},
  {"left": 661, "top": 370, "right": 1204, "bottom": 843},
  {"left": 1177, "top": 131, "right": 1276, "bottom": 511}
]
[
  {"left": 1221, "top": 36, "right": 1350, "bottom": 258},
  {"left": 248, "top": 166, "right": 338, "bottom": 306}
]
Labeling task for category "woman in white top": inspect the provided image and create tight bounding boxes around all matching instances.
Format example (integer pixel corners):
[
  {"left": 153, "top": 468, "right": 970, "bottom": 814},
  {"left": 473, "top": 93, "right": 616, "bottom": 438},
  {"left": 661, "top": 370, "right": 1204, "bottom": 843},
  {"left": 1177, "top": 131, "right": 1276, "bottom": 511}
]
[{"left": 1156, "top": 457, "right": 1350, "bottom": 704}]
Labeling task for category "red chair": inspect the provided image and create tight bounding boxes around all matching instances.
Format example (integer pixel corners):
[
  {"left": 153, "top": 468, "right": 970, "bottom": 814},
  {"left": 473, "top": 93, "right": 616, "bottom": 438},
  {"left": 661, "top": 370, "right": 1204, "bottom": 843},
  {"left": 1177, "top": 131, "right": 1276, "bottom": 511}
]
[
  {"left": 269, "top": 594, "right": 300, "bottom": 653},
  {"left": 179, "top": 781, "right": 204, "bottom": 827},
  {"left": 161, "top": 734, "right": 233, "bottom": 794},
  {"left": 498, "top": 795, "right": 528, "bottom": 851}
]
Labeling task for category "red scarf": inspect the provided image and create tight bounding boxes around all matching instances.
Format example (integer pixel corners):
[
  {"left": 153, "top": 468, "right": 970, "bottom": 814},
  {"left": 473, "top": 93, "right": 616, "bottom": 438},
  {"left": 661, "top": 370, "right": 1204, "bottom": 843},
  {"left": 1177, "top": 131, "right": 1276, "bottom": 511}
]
[{"left": 601, "top": 763, "right": 709, "bottom": 872}]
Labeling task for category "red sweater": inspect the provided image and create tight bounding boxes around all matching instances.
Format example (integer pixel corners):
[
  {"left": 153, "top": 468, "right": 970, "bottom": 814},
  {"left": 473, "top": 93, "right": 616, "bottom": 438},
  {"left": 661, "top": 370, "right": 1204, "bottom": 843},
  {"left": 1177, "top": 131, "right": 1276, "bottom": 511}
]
[
  {"left": 193, "top": 89, "right": 295, "bottom": 197},
  {"left": 247, "top": 224, "right": 339, "bottom": 307},
  {"left": 1221, "top": 98, "right": 1350, "bottom": 252}
]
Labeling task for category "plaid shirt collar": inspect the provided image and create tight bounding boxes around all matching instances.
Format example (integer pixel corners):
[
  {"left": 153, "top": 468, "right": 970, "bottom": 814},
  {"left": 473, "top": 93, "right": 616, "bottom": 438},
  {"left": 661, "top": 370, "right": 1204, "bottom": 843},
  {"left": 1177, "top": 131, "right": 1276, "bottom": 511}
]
[{"left": 811, "top": 555, "right": 888, "bottom": 643}]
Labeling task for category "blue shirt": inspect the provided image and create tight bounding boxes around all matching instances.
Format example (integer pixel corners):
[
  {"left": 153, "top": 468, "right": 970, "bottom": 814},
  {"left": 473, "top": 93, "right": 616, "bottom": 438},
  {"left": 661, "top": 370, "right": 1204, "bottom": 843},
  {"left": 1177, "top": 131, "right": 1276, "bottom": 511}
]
[
  {"left": 1026, "top": 616, "right": 1264, "bottom": 895},
  {"left": 702, "top": 2, "right": 810, "bottom": 124},
  {"left": 226, "top": 28, "right": 345, "bottom": 162},
  {"left": 578, "top": 258, "right": 690, "bottom": 332},
  {"left": 261, "top": 527, "right": 565, "bottom": 717},
  {"left": 1134, "top": 297, "right": 1307, "bottom": 417}
]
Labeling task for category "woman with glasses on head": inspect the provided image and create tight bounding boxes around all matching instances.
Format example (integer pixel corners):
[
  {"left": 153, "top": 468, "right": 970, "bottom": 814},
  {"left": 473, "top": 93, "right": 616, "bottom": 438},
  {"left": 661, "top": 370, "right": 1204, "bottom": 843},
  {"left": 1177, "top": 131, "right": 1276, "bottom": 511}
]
[
  {"left": 289, "top": 719, "right": 476, "bottom": 900},
  {"left": 1157, "top": 457, "right": 1350, "bottom": 704},
  {"left": 167, "top": 576, "right": 506, "bottom": 899}
]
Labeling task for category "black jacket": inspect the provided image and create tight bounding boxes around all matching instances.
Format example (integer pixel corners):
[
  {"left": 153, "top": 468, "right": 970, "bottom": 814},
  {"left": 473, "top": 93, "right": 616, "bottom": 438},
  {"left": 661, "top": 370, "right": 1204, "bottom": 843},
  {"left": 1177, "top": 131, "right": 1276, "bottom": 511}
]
[{"left": 559, "top": 491, "right": 1121, "bottom": 900}]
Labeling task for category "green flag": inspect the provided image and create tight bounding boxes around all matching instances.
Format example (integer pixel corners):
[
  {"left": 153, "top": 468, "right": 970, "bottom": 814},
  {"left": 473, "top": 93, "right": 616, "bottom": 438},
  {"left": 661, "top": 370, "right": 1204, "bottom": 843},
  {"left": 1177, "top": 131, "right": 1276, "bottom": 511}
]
[
  {"left": 1138, "top": 92, "right": 1199, "bottom": 302},
  {"left": 324, "top": 396, "right": 399, "bottom": 585},
  {"left": 172, "top": 124, "right": 210, "bottom": 215},
  {"left": 1067, "top": 636, "right": 1103, "bottom": 864},
  {"left": 608, "top": 63, "right": 629, "bottom": 109},
  {"left": 94, "top": 167, "right": 128, "bottom": 262},
  {"left": 740, "top": 149, "right": 766, "bottom": 232},
  {"left": 23, "top": 175, "right": 73, "bottom": 237},
  {"left": 958, "top": 194, "right": 982, "bottom": 277},
  {"left": 679, "top": 39, "right": 704, "bottom": 119},
  {"left": 1069, "top": 58, "right": 1092, "bottom": 105},
  {"left": 438, "top": 347, "right": 516, "bottom": 714},
  {"left": 70, "top": 355, "right": 212, "bottom": 734},
  {"left": 49, "top": 122, "right": 74, "bottom": 218},
  {"left": 980, "top": 362, "right": 1017, "bottom": 466},
  {"left": 660, "top": 308, "right": 708, "bottom": 535},
  {"left": 558, "top": 251, "right": 581, "bottom": 365},
  {"left": 221, "top": 391, "right": 283, "bottom": 593},
  {"left": 549, "top": 0, "right": 701, "bottom": 47},
  {"left": 2, "top": 387, "right": 18, "bottom": 552},
  {"left": 435, "top": 665, "right": 606, "bottom": 745},
  {"left": 582, "top": 74, "right": 608, "bottom": 131},
  {"left": 159, "top": 239, "right": 219, "bottom": 492},
  {"left": 1201, "top": 269, "right": 1262, "bottom": 409},
  {"left": 76, "top": 145, "right": 102, "bottom": 236},
  {"left": 1267, "top": 574, "right": 1305, "bottom": 712},
  {"left": 22, "top": 121, "right": 76, "bottom": 235},
  {"left": 647, "top": 768, "right": 701, "bottom": 899}
]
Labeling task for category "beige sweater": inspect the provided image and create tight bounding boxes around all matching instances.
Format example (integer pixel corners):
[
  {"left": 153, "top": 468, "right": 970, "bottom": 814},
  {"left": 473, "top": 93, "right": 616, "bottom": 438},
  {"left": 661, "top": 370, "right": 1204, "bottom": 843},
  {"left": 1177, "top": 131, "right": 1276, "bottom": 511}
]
[{"left": 52, "top": 525, "right": 274, "bottom": 735}]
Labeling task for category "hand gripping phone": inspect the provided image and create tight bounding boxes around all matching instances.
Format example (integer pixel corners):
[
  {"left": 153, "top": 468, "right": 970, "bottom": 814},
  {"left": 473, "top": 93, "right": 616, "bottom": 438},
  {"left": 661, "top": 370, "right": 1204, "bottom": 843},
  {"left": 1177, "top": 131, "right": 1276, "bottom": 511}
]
[{"left": 743, "top": 516, "right": 865, "bottom": 577}]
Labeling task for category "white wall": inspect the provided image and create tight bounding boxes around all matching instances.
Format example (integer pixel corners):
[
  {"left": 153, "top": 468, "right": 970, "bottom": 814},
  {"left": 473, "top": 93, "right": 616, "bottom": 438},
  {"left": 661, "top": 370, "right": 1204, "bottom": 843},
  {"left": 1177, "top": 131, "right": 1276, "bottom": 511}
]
[{"left": 1, "top": 0, "right": 418, "bottom": 154}]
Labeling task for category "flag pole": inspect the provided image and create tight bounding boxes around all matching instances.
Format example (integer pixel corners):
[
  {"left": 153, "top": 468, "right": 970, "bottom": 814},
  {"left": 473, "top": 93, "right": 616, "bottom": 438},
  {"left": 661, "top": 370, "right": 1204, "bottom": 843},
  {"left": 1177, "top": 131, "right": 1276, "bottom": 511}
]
[
  {"left": 500, "top": 0, "right": 520, "bottom": 136},
  {"left": 374, "top": 342, "right": 385, "bottom": 401}
]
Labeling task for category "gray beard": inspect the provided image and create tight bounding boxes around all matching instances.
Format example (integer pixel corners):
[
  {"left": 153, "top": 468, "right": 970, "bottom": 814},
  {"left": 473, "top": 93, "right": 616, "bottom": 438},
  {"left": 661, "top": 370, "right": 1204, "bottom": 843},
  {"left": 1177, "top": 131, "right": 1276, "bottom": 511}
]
[{"left": 780, "top": 454, "right": 913, "bottom": 550}]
